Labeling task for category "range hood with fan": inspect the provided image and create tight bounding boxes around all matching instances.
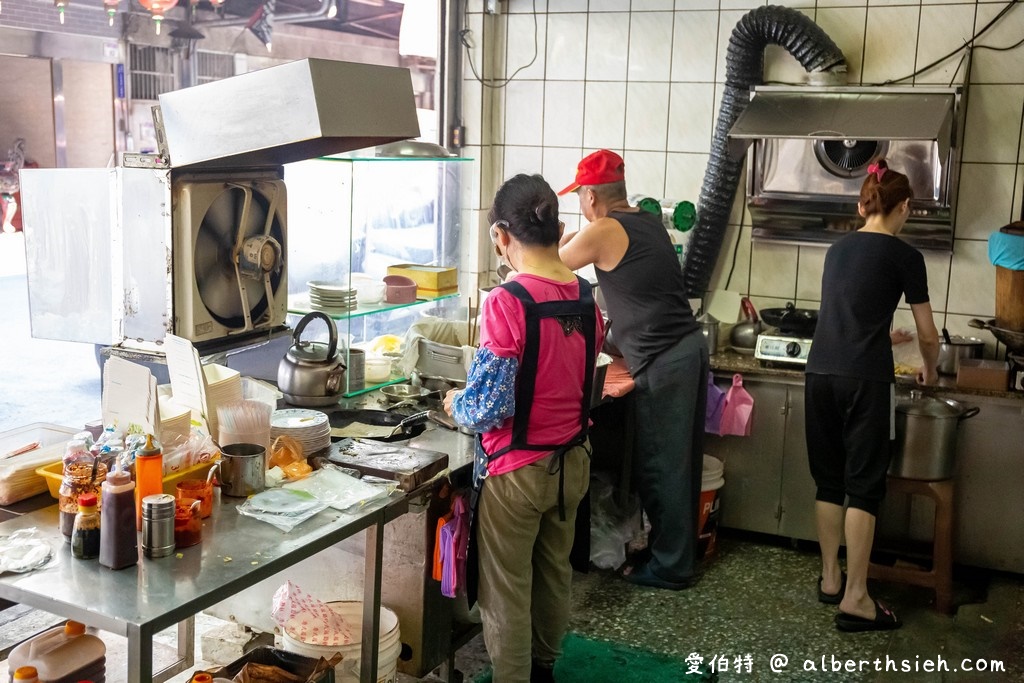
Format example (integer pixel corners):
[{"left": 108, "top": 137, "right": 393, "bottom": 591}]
[
  {"left": 20, "top": 58, "right": 421, "bottom": 348},
  {"left": 728, "top": 85, "right": 964, "bottom": 250}
]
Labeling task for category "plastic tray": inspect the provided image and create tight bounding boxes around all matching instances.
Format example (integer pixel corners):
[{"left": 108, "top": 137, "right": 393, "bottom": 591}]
[
  {"left": 36, "top": 458, "right": 219, "bottom": 500},
  {"left": 0, "top": 423, "right": 80, "bottom": 505}
]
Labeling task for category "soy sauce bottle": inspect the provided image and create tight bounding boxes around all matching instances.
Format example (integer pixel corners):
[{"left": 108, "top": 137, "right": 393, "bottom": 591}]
[{"left": 71, "top": 493, "right": 101, "bottom": 560}]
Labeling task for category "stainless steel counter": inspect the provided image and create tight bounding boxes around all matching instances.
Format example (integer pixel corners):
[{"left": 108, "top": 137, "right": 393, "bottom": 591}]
[
  {"left": 706, "top": 351, "right": 1024, "bottom": 572},
  {"left": 710, "top": 350, "right": 1024, "bottom": 401},
  {"left": 0, "top": 486, "right": 393, "bottom": 681}
]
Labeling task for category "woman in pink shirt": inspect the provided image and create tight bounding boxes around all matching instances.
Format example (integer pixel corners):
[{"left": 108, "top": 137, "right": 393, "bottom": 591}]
[{"left": 444, "top": 173, "right": 603, "bottom": 683}]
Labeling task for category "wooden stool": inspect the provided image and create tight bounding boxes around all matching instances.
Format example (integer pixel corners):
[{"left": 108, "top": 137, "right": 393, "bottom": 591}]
[{"left": 869, "top": 477, "right": 954, "bottom": 614}]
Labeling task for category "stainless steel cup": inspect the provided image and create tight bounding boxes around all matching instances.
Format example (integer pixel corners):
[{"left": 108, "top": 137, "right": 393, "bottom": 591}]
[{"left": 219, "top": 443, "right": 267, "bottom": 497}]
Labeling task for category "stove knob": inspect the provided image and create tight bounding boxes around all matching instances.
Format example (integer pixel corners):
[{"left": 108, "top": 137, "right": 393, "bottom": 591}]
[{"left": 785, "top": 341, "right": 801, "bottom": 357}]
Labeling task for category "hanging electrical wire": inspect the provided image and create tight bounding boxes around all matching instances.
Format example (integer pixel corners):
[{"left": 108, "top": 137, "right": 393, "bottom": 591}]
[{"left": 460, "top": 0, "right": 539, "bottom": 89}]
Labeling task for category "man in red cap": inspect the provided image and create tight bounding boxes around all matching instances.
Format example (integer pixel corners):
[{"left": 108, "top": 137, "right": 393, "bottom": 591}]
[{"left": 559, "top": 149, "right": 708, "bottom": 590}]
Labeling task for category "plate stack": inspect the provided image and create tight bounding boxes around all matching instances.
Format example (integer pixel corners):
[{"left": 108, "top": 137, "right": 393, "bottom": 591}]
[
  {"left": 270, "top": 409, "right": 331, "bottom": 456},
  {"left": 307, "top": 281, "right": 357, "bottom": 312}
]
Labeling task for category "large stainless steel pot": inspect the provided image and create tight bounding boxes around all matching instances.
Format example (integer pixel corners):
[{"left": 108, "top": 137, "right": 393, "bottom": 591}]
[
  {"left": 889, "top": 390, "right": 979, "bottom": 480},
  {"left": 937, "top": 335, "right": 985, "bottom": 376}
]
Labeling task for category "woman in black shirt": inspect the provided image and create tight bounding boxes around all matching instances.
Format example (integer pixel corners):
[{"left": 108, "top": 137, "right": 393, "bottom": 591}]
[{"left": 805, "top": 159, "right": 940, "bottom": 632}]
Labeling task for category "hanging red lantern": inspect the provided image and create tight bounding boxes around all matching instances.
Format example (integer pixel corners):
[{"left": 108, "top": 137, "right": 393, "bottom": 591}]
[{"left": 138, "top": 0, "right": 178, "bottom": 34}]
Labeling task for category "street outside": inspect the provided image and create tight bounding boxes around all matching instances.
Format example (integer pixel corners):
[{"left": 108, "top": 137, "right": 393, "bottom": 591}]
[{"left": 0, "top": 232, "right": 100, "bottom": 434}]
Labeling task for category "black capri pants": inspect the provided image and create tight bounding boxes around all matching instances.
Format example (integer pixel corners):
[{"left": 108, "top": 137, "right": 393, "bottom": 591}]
[{"left": 804, "top": 373, "right": 894, "bottom": 516}]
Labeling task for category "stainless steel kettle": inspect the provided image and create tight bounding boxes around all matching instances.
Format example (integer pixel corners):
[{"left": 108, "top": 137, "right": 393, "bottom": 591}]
[{"left": 277, "top": 311, "right": 347, "bottom": 406}]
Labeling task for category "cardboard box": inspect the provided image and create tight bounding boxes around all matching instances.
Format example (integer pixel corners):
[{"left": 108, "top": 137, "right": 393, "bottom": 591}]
[
  {"left": 387, "top": 264, "right": 457, "bottom": 297},
  {"left": 956, "top": 359, "right": 1010, "bottom": 391}
]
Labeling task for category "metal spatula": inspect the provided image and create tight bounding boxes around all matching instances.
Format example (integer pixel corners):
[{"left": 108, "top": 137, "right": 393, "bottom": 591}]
[{"left": 386, "top": 410, "right": 431, "bottom": 438}]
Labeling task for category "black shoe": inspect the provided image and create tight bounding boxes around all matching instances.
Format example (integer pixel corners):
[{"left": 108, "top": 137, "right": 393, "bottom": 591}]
[
  {"left": 622, "top": 563, "right": 699, "bottom": 590},
  {"left": 531, "top": 661, "right": 555, "bottom": 683}
]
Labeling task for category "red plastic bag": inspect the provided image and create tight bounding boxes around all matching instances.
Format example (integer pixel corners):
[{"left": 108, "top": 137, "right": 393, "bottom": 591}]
[{"left": 720, "top": 373, "right": 754, "bottom": 436}]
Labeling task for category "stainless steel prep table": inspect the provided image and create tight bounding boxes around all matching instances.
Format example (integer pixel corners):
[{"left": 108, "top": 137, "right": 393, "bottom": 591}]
[{"left": 0, "top": 493, "right": 394, "bottom": 682}]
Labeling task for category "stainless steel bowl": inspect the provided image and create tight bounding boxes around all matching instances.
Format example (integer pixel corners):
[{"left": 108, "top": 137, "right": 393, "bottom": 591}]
[{"left": 379, "top": 384, "right": 435, "bottom": 404}]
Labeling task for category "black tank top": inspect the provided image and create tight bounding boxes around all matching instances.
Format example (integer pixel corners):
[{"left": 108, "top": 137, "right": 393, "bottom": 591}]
[{"left": 596, "top": 210, "right": 699, "bottom": 375}]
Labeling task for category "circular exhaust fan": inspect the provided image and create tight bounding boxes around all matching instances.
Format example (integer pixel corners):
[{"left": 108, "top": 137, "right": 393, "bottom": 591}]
[{"left": 813, "top": 139, "right": 890, "bottom": 178}]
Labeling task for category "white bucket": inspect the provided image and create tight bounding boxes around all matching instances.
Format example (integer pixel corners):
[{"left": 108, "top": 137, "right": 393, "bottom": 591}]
[
  {"left": 699, "top": 456, "right": 725, "bottom": 558},
  {"left": 278, "top": 602, "right": 401, "bottom": 683}
]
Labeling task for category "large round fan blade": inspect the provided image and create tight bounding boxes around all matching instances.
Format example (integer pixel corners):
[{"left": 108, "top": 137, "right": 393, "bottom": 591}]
[
  {"left": 813, "top": 139, "right": 889, "bottom": 179},
  {"left": 194, "top": 184, "right": 284, "bottom": 329}
]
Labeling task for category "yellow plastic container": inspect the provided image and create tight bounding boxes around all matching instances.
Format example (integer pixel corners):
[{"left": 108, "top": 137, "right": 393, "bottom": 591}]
[{"left": 36, "top": 458, "right": 219, "bottom": 500}]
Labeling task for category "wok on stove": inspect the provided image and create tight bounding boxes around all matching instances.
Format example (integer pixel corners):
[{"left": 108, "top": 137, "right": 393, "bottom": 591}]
[{"left": 759, "top": 302, "right": 818, "bottom": 337}]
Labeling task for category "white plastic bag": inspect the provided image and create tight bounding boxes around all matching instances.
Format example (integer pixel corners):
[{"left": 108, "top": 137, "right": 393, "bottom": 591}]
[
  {"left": 283, "top": 465, "right": 389, "bottom": 512},
  {"left": 271, "top": 581, "right": 353, "bottom": 646}
]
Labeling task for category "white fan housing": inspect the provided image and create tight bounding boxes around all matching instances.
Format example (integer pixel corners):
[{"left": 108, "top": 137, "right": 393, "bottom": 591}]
[{"left": 172, "top": 171, "right": 288, "bottom": 345}]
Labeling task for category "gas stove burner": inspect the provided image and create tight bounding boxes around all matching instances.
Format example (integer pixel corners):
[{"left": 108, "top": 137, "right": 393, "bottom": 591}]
[{"left": 755, "top": 334, "right": 813, "bottom": 367}]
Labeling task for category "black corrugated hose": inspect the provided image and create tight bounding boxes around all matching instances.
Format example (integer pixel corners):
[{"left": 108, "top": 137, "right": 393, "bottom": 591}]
[{"left": 682, "top": 5, "right": 847, "bottom": 298}]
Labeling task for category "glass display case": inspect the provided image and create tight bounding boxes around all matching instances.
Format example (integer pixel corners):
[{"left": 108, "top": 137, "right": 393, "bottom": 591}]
[{"left": 285, "top": 151, "right": 471, "bottom": 396}]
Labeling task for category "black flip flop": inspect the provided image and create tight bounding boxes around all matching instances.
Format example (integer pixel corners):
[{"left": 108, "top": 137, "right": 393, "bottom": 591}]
[
  {"left": 835, "top": 599, "right": 902, "bottom": 632},
  {"left": 817, "top": 572, "right": 847, "bottom": 604}
]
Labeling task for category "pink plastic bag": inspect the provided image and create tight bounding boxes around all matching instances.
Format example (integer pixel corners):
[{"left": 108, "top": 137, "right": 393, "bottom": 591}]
[
  {"left": 720, "top": 373, "right": 754, "bottom": 437},
  {"left": 705, "top": 372, "right": 726, "bottom": 435}
]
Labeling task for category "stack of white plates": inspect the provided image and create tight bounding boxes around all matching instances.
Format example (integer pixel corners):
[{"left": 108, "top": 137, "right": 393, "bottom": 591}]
[
  {"left": 307, "top": 281, "right": 357, "bottom": 312},
  {"left": 270, "top": 409, "right": 331, "bottom": 456}
]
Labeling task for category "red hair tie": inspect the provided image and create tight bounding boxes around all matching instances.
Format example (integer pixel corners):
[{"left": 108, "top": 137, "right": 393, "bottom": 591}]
[{"left": 867, "top": 162, "right": 886, "bottom": 182}]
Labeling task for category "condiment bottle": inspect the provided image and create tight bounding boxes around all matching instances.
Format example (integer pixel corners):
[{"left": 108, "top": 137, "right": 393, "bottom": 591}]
[
  {"left": 100, "top": 465, "right": 138, "bottom": 570},
  {"left": 71, "top": 493, "right": 101, "bottom": 560},
  {"left": 142, "top": 494, "right": 176, "bottom": 559},
  {"left": 12, "top": 666, "right": 39, "bottom": 683},
  {"left": 58, "top": 460, "right": 106, "bottom": 543},
  {"left": 135, "top": 434, "right": 163, "bottom": 531}
]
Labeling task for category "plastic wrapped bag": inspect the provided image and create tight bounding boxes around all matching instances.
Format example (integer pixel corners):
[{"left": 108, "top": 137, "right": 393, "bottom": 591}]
[
  {"left": 236, "top": 489, "right": 327, "bottom": 532},
  {"left": 589, "top": 474, "right": 637, "bottom": 570},
  {"left": 0, "top": 528, "right": 52, "bottom": 574},
  {"left": 271, "top": 581, "right": 353, "bottom": 646},
  {"left": 720, "top": 373, "right": 754, "bottom": 437},
  {"left": 162, "top": 429, "right": 218, "bottom": 475},
  {"left": 283, "top": 465, "right": 388, "bottom": 512}
]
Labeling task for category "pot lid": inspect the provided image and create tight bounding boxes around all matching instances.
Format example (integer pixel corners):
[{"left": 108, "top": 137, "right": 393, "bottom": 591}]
[
  {"left": 289, "top": 340, "right": 336, "bottom": 364},
  {"left": 897, "top": 391, "right": 962, "bottom": 417},
  {"left": 157, "top": 59, "right": 420, "bottom": 170}
]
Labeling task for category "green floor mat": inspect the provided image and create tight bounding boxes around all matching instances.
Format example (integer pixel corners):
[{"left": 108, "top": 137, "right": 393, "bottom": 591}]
[{"left": 473, "top": 632, "right": 713, "bottom": 682}]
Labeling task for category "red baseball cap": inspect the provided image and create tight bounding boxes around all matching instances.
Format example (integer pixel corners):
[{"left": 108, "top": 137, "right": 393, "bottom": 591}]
[{"left": 557, "top": 149, "right": 625, "bottom": 195}]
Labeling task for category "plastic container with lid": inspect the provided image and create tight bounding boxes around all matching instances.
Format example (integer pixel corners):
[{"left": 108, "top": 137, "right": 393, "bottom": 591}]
[
  {"left": 6, "top": 620, "right": 106, "bottom": 683},
  {"left": 100, "top": 465, "right": 138, "bottom": 570},
  {"left": 71, "top": 493, "right": 101, "bottom": 560},
  {"left": 135, "top": 434, "right": 163, "bottom": 531}
]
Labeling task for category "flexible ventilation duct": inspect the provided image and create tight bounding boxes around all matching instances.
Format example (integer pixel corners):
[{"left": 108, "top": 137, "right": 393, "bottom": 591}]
[{"left": 682, "top": 5, "right": 847, "bottom": 297}]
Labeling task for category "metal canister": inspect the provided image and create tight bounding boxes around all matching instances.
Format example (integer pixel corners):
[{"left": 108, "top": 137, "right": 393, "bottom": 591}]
[{"left": 141, "top": 493, "right": 176, "bottom": 558}]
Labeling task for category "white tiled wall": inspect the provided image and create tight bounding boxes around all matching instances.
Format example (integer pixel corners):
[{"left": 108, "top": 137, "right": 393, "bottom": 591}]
[{"left": 460, "top": 0, "right": 1024, "bottom": 357}]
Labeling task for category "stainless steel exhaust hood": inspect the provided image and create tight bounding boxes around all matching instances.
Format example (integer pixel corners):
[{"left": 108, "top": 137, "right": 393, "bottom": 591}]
[
  {"left": 728, "top": 86, "right": 957, "bottom": 158},
  {"left": 157, "top": 58, "right": 421, "bottom": 170},
  {"left": 729, "top": 85, "right": 964, "bottom": 250}
]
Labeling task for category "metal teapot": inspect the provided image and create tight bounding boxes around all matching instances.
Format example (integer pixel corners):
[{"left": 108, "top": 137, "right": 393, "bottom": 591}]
[{"left": 277, "top": 311, "right": 347, "bottom": 407}]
